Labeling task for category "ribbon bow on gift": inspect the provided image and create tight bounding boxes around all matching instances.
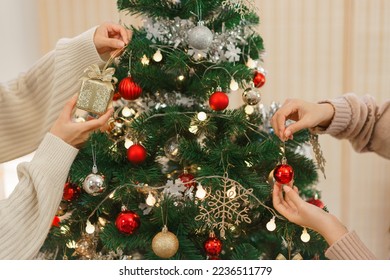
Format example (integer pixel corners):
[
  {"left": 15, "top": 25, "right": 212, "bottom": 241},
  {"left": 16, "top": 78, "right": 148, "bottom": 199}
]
[
  {"left": 275, "top": 253, "right": 303, "bottom": 260},
  {"left": 83, "top": 64, "right": 118, "bottom": 83}
]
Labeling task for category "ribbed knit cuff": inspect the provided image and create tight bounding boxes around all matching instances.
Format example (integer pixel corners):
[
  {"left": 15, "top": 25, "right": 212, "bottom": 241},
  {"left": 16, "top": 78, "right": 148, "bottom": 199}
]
[
  {"left": 32, "top": 133, "right": 78, "bottom": 187},
  {"left": 325, "top": 231, "right": 377, "bottom": 260},
  {"left": 311, "top": 97, "right": 352, "bottom": 137}
]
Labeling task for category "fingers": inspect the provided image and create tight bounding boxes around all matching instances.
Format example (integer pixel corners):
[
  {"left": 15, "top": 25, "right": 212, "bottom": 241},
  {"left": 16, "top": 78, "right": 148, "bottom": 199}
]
[
  {"left": 61, "top": 95, "right": 78, "bottom": 119},
  {"left": 82, "top": 107, "right": 114, "bottom": 132},
  {"left": 271, "top": 100, "right": 297, "bottom": 141},
  {"left": 282, "top": 184, "right": 304, "bottom": 209}
]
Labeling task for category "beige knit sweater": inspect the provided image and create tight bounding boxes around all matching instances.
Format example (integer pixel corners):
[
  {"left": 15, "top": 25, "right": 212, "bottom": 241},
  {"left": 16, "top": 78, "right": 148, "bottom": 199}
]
[
  {"left": 315, "top": 93, "right": 390, "bottom": 259},
  {"left": 0, "top": 27, "right": 105, "bottom": 259}
]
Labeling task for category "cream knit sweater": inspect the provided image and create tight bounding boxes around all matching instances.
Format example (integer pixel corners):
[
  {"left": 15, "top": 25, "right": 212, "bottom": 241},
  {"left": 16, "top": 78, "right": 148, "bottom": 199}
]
[
  {"left": 315, "top": 93, "right": 390, "bottom": 259},
  {"left": 0, "top": 27, "right": 105, "bottom": 259}
]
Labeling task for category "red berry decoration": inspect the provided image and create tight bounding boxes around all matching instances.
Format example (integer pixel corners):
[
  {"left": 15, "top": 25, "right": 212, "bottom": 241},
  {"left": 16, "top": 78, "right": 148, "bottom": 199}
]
[
  {"left": 253, "top": 71, "right": 266, "bottom": 88},
  {"left": 273, "top": 163, "right": 294, "bottom": 184},
  {"left": 112, "top": 92, "right": 122, "bottom": 101},
  {"left": 209, "top": 90, "right": 229, "bottom": 111},
  {"left": 204, "top": 233, "right": 222, "bottom": 257},
  {"left": 118, "top": 76, "right": 142, "bottom": 100},
  {"left": 63, "top": 182, "right": 81, "bottom": 202},
  {"left": 307, "top": 197, "right": 325, "bottom": 209},
  {"left": 115, "top": 209, "right": 141, "bottom": 235},
  {"left": 127, "top": 144, "right": 147, "bottom": 164},
  {"left": 179, "top": 170, "right": 196, "bottom": 188}
]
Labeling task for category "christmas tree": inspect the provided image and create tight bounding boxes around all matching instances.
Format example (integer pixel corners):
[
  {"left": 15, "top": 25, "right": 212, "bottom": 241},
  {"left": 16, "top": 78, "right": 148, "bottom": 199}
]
[{"left": 40, "top": 0, "right": 328, "bottom": 260}]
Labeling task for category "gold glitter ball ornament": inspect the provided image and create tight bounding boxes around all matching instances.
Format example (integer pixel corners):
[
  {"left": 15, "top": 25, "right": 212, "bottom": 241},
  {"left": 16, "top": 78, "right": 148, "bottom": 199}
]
[{"left": 151, "top": 226, "right": 179, "bottom": 258}]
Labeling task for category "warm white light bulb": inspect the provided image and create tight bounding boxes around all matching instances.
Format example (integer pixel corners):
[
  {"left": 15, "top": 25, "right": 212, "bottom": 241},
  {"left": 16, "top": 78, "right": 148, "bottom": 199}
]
[
  {"left": 195, "top": 184, "right": 207, "bottom": 200},
  {"left": 266, "top": 217, "right": 276, "bottom": 231},
  {"left": 227, "top": 186, "right": 237, "bottom": 198},
  {"left": 85, "top": 220, "right": 95, "bottom": 234},
  {"left": 141, "top": 54, "right": 150, "bottom": 65},
  {"left": 122, "top": 106, "right": 132, "bottom": 117},
  {"left": 125, "top": 138, "right": 133, "bottom": 149},
  {"left": 178, "top": 75, "right": 185, "bottom": 81},
  {"left": 146, "top": 192, "right": 156, "bottom": 206},
  {"left": 246, "top": 57, "right": 257, "bottom": 69},
  {"left": 153, "top": 49, "right": 163, "bottom": 62},
  {"left": 300, "top": 228, "right": 311, "bottom": 242},
  {"left": 229, "top": 79, "right": 239, "bottom": 91},
  {"left": 189, "top": 125, "right": 198, "bottom": 134},
  {"left": 197, "top": 111, "right": 207, "bottom": 121}
]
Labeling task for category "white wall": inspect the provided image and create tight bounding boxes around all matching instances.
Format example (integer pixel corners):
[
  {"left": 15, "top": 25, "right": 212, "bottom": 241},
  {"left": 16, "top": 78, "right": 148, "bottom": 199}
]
[{"left": 0, "top": 0, "right": 40, "bottom": 199}]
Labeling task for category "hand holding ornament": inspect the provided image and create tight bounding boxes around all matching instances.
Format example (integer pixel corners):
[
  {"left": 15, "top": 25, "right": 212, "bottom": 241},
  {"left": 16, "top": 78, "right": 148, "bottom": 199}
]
[
  {"left": 93, "top": 22, "right": 132, "bottom": 55},
  {"left": 50, "top": 95, "right": 113, "bottom": 148},
  {"left": 272, "top": 181, "right": 348, "bottom": 246}
]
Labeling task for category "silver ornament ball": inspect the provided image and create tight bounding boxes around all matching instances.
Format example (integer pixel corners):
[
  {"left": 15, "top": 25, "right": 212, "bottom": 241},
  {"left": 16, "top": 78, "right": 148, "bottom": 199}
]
[
  {"left": 242, "top": 87, "right": 262, "bottom": 105},
  {"left": 188, "top": 22, "right": 213, "bottom": 50},
  {"left": 164, "top": 136, "right": 180, "bottom": 161},
  {"left": 83, "top": 173, "right": 105, "bottom": 196}
]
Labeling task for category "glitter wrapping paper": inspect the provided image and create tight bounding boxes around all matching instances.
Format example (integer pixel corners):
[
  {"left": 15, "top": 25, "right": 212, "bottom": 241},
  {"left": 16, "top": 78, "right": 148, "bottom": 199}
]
[{"left": 76, "top": 79, "right": 114, "bottom": 115}]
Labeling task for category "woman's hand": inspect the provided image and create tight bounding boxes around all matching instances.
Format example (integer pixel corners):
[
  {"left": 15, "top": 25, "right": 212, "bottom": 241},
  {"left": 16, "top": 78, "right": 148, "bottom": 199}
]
[{"left": 93, "top": 22, "right": 132, "bottom": 55}]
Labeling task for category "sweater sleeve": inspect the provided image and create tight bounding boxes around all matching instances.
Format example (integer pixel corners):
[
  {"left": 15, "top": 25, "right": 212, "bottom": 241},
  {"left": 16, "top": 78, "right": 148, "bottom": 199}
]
[
  {"left": 0, "top": 26, "right": 104, "bottom": 163},
  {"left": 0, "top": 133, "right": 78, "bottom": 259},
  {"left": 312, "top": 93, "right": 390, "bottom": 159},
  {"left": 325, "top": 231, "right": 377, "bottom": 260}
]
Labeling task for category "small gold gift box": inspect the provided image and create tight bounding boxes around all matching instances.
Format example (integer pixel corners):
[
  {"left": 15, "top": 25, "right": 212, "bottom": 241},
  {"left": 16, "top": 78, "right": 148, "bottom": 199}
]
[{"left": 76, "top": 64, "right": 117, "bottom": 115}]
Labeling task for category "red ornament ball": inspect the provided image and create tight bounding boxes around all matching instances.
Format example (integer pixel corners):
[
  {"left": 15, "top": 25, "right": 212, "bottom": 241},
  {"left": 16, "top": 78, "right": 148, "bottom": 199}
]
[
  {"left": 63, "top": 182, "right": 81, "bottom": 202},
  {"left": 118, "top": 76, "right": 143, "bottom": 100},
  {"left": 253, "top": 71, "right": 266, "bottom": 88},
  {"left": 204, "top": 235, "right": 222, "bottom": 256},
  {"left": 209, "top": 91, "right": 229, "bottom": 111},
  {"left": 127, "top": 144, "right": 147, "bottom": 164},
  {"left": 112, "top": 92, "right": 122, "bottom": 101},
  {"left": 52, "top": 216, "right": 60, "bottom": 227},
  {"left": 115, "top": 210, "right": 141, "bottom": 235},
  {"left": 273, "top": 164, "right": 294, "bottom": 184},
  {"left": 179, "top": 172, "right": 196, "bottom": 188},
  {"left": 307, "top": 198, "right": 325, "bottom": 209}
]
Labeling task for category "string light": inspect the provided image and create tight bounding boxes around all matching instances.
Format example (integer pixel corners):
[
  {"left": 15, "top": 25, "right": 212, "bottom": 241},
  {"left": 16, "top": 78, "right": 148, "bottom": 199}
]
[
  {"left": 266, "top": 216, "right": 276, "bottom": 231},
  {"left": 244, "top": 105, "right": 254, "bottom": 115},
  {"left": 153, "top": 49, "right": 163, "bottom": 62},
  {"left": 178, "top": 75, "right": 185, "bottom": 81},
  {"left": 122, "top": 106, "right": 132, "bottom": 117},
  {"left": 246, "top": 57, "right": 257, "bottom": 69},
  {"left": 145, "top": 192, "right": 157, "bottom": 206},
  {"left": 141, "top": 54, "right": 150, "bottom": 65},
  {"left": 229, "top": 79, "right": 239, "bottom": 91},
  {"left": 85, "top": 220, "right": 95, "bottom": 234},
  {"left": 195, "top": 184, "right": 207, "bottom": 200},
  {"left": 300, "top": 227, "right": 311, "bottom": 242},
  {"left": 197, "top": 111, "right": 207, "bottom": 121}
]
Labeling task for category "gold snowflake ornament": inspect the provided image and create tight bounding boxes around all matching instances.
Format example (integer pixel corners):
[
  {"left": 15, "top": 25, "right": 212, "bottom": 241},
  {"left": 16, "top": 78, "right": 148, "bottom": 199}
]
[{"left": 195, "top": 174, "right": 252, "bottom": 238}]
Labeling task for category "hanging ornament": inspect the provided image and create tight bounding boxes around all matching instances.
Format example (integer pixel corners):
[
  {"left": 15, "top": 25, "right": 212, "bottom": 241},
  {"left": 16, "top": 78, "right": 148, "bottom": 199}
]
[
  {"left": 56, "top": 201, "right": 68, "bottom": 216},
  {"left": 151, "top": 225, "right": 179, "bottom": 258},
  {"left": 195, "top": 184, "right": 207, "bottom": 200},
  {"left": 242, "top": 84, "right": 261, "bottom": 105},
  {"left": 115, "top": 207, "right": 141, "bottom": 235},
  {"left": 204, "top": 232, "right": 222, "bottom": 257},
  {"left": 75, "top": 234, "right": 97, "bottom": 259},
  {"left": 253, "top": 70, "right": 266, "bottom": 88},
  {"left": 188, "top": 21, "right": 213, "bottom": 50},
  {"left": 127, "top": 143, "right": 147, "bottom": 164},
  {"left": 112, "top": 92, "right": 122, "bottom": 101},
  {"left": 52, "top": 216, "right": 61, "bottom": 227},
  {"left": 83, "top": 142, "right": 105, "bottom": 195},
  {"left": 273, "top": 157, "right": 294, "bottom": 185},
  {"left": 107, "top": 117, "right": 127, "bottom": 140},
  {"left": 307, "top": 196, "right": 325, "bottom": 209},
  {"left": 178, "top": 169, "right": 196, "bottom": 188},
  {"left": 118, "top": 76, "right": 142, "bottom": 100},
  {"left": 163, "top": 136, "right": 180, "bottom": 161},
  {"left": 209, "top": 87, "right": 229, "bottom": 111},
  {"left": 63, "top": 182, "right": 81, "bottom": 202}
]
